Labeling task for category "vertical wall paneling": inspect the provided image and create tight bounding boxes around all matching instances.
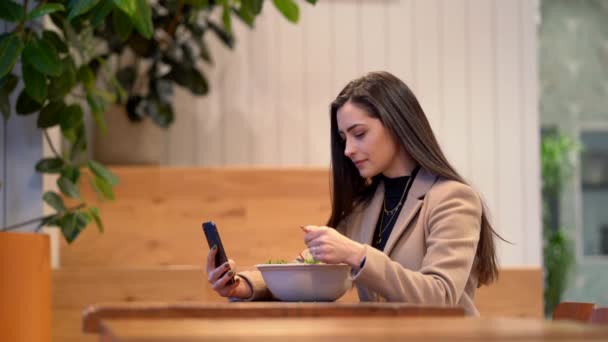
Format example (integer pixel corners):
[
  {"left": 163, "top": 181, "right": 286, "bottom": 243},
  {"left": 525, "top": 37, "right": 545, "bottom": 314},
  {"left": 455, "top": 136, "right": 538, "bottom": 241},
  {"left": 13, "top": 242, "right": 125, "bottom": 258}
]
[
  {"left": 168, "top": 88, "right": 197, "bottom": 165},
  {"left": 520, "top": 0, "right": 542, "bottom": 266},
  {"left": 330, "top": 1, "right": 359, "bottom": 94},
  {"left": 303, "top": 1, "right": 332, "bottom": 166},
  {"left": 440, "top": 0, "right": 469, "bottom": 178},
  {"left": 387, "top": 0, "right": 414, "bottom": 88},
  {"left": 412, "top": 0, "right": 442, "bottom": 138},
  {"left": 494, "top": 0, "right": 525, "bottom": 264},
  {"left": 468, "top": 0, "right": 497, "bottom": 223},
  {"left": 360, "top": 0, "right": 388, "bottom": 73},
  {"left": 126, "top": 0, "right": 541, "bottom": 266},
  {"left": 223, "top": 18, "right": 253, "bottom": 165},
  {"left": 193, "top": 29, "right": 228, "bottom": 165},
  {"left": 278, "top": 10, "right": 306, "bottom": 165},
  {"left": 248, "top": 8, "right": 280, "bottom": 165}
]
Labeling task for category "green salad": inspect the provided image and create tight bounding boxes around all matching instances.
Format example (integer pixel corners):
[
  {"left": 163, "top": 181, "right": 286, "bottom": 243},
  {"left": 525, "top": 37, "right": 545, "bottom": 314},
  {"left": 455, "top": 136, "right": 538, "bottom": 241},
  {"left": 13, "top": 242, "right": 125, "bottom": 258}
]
[{"left": 265, "top": 255, "right": 321, "bottom": 265}]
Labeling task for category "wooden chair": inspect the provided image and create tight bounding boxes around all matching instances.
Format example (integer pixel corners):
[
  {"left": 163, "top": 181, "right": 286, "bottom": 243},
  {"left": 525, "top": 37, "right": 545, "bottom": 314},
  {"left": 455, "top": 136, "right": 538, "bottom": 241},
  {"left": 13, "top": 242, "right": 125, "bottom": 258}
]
[
  {"left": 590, "top": 307, "right": 608, "bottom": 324},
  {"left": 552, "top": 302, "right": 596, "bottom": 322}
]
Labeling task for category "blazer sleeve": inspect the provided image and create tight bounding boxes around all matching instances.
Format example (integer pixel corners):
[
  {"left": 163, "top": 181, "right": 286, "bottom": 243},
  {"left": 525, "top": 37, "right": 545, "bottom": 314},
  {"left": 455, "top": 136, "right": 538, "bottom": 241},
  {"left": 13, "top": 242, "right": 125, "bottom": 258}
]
[
  {"left": 351, "top": 180, "right": 482, "bottom": 305},
  {"left": 232, "top": 270, "right": 276, "bottom": 301}
]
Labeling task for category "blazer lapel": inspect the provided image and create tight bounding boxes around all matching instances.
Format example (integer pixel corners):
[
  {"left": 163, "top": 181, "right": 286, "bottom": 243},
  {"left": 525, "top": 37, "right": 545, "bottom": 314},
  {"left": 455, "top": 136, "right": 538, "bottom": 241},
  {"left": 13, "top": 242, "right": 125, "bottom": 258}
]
[
  {"left": 358, "top": 182, "right": 384, "bottom": 245},
  {"left": 383, "top": 168, "right": 438, "bottom": 255}
]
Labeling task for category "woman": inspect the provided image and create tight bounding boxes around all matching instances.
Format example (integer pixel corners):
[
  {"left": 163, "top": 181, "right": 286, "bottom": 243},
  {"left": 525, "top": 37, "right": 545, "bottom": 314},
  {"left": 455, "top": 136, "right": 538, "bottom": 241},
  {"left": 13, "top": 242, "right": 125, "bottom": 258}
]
[{"left": 205, "top": 71, "right": 500, "bottom": 315}]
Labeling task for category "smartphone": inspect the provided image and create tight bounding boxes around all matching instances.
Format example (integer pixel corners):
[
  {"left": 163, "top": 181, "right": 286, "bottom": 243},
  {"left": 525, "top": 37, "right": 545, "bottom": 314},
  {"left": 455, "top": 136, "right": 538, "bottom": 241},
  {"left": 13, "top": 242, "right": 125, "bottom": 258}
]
[{"left": 202, "top": 221, "right": 235, "bottom": 285}]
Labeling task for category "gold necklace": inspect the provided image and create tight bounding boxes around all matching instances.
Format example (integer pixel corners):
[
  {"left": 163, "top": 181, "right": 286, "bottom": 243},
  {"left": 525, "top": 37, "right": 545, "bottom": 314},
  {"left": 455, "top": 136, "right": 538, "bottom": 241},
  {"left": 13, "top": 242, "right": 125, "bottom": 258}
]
[{"left": 375, "top": 174, "right": 415, "bottom": 246}]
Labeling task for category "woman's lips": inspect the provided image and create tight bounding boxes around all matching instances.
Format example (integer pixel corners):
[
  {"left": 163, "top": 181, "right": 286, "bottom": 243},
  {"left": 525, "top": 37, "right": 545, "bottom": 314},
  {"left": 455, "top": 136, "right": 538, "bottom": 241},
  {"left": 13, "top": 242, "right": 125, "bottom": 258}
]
[{"left": 354, "top": 160, "right": 366, "bottom": 167}]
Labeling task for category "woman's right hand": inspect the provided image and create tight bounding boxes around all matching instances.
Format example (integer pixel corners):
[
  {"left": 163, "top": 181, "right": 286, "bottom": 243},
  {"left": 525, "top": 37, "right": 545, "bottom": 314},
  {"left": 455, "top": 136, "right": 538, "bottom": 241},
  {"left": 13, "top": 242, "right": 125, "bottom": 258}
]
[{"left": 205, "top": 246, "right": 253, "bottom": 299}]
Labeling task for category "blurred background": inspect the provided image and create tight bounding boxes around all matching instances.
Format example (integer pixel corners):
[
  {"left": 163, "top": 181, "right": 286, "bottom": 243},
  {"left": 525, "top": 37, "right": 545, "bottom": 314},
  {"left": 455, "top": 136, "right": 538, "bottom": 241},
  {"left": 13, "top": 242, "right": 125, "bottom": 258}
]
[{"left": 1, "top": 0, "right": 607, "bottom": 326}]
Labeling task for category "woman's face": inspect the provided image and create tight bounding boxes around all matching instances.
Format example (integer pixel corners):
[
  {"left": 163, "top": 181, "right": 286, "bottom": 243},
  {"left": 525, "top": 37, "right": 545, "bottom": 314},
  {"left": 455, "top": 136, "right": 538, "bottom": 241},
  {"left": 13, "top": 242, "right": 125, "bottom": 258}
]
[{"left": 336, "top": 101, "right": 405, "bottom": 178}]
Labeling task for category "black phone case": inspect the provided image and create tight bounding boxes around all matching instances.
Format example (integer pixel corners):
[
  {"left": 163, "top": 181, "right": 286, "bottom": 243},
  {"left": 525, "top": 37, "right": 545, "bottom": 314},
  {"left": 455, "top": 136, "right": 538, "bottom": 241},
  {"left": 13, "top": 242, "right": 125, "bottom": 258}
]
[{"left": 202, "top": 221, "right": 235, "bottom": 285}]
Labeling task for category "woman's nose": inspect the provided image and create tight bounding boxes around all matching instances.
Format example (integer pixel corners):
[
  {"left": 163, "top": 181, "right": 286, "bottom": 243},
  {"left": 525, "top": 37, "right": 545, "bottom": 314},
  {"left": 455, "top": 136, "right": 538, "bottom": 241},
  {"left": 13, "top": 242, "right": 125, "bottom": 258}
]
[{"left": 344, "top": 139, "right": 355, "bottom": 158}]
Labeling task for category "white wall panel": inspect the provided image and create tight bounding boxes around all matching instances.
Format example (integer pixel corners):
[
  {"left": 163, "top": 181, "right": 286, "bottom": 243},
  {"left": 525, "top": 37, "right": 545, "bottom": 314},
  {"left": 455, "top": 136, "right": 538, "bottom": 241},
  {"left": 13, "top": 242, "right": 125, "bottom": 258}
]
[
  {"left": 303, "top": 1, "right": 332, "bottom": 166},
  {"left": 133, "top": 0, "right": 541, "bottom": 266},
  {"left": 494, "top": 0, "right": 526, "bottom": 265}
]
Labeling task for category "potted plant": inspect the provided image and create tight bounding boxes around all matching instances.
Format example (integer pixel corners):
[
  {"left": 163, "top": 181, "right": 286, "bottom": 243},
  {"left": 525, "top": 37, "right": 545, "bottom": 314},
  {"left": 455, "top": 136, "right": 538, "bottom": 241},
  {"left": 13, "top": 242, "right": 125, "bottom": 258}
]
[
  {"left": 541, "top": 131, "right": 578, "bottom": 316},
  {"left": 0, "top": 1, "right": 315, "bottom": 340}
]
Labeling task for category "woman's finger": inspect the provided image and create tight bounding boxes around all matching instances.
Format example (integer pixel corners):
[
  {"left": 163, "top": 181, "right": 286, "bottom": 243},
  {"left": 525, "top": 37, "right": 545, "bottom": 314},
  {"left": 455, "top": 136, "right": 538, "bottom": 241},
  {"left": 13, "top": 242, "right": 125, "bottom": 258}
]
[
  {"left": 205, "top": 246, "right": 218, "bottom": 273},
  {"left": 212, "top": 268, "right": 236, "bottom": 291},
  {"left": 207, "top": 261, "right": 231, "bottom": 283}
]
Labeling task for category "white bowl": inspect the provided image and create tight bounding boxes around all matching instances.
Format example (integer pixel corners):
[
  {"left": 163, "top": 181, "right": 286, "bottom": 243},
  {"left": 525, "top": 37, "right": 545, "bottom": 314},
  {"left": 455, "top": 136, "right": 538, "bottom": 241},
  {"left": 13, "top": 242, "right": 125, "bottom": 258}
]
[{"left": 255, "top": 263, "right": 352, "bottom": 302}]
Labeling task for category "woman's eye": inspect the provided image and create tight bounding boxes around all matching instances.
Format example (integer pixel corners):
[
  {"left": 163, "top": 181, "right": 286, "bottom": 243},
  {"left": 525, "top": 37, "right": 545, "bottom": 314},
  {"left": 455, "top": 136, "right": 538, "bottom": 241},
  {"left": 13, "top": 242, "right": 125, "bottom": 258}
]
[{"left": 354, "top": 132, "right": 366, "bottom": 139}]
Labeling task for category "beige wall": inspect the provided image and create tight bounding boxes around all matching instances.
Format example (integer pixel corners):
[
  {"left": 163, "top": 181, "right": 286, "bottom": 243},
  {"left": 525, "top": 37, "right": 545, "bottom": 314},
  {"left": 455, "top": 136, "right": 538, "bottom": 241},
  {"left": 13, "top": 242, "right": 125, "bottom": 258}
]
[{"left": 83, "top": 0, "right": 541, "bottom": 267}]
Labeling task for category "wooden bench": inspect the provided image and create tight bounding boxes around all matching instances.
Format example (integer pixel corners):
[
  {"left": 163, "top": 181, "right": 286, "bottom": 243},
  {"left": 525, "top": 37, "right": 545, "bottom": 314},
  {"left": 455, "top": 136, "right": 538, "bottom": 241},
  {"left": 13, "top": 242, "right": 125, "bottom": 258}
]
[{"left": 53, "top": 167, "right": 543, "bottom": 341}]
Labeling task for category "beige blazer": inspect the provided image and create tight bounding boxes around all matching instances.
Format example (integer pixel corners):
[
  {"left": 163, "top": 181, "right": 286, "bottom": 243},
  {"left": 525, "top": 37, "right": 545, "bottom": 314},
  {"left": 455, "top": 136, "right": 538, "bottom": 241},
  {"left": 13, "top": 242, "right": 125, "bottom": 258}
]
[{"left": 238, "top": 168, "right": 483, "bottom": 315}]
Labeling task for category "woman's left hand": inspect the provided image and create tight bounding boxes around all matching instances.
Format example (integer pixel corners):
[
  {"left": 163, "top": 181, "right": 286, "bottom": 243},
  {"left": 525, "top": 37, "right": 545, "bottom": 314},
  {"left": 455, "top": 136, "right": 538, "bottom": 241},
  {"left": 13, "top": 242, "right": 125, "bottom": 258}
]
[{"left": 302, "top": 225, "right": 366, "bottom": 268}]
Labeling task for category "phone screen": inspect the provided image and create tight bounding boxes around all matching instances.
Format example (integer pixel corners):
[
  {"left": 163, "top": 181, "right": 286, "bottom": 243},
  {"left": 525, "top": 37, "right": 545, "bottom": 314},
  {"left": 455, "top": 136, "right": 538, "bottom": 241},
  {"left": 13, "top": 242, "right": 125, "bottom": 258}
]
[{"left": 202, "top": 221, "right": 235, "bottom": 285}]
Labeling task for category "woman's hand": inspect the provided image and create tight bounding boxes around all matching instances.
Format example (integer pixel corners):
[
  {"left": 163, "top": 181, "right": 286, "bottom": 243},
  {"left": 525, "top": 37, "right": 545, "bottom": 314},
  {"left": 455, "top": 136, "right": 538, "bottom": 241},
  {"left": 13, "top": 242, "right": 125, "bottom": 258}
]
[
  {"left": 302, "top": 225, "right": 366, "bottom": 268},
  {"left": 205, "top": 246, "right": 252, "bottom": 299}
]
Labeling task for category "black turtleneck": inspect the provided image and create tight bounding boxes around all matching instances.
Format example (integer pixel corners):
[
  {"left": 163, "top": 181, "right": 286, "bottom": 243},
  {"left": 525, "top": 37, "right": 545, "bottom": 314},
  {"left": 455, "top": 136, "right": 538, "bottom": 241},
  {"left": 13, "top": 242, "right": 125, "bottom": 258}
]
[{"left": 372, "top": 172, "right": 415, "bottom": 251}]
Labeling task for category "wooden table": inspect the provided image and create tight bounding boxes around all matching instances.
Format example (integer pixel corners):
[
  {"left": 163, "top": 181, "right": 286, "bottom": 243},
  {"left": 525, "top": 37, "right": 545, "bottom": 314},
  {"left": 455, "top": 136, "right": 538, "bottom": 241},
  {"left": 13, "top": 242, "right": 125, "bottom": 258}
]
[
  {"left": 83, "top": 302, "right": 464, "bottom": 333},
  {"left": 97, "top": 317, "right": 608, "bottom": 341}
]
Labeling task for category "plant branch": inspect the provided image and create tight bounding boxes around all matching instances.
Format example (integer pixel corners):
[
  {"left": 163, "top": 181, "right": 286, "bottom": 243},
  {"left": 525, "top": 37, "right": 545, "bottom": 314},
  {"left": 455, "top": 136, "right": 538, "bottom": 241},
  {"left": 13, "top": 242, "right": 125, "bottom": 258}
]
[
  {"left": 0, "top": 203, "right": 86, "bottom": 232},
  {"left": 166, "top": 1, "right": 185, "bottom": 38},
  {"left": 43, "top": 129, "right": 62, "bottom": 159}
]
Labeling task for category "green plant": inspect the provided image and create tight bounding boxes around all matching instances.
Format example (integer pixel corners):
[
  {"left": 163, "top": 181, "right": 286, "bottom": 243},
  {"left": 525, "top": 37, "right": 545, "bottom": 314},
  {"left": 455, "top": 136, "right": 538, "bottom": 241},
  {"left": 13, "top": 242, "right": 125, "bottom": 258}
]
[
  {"left": 90, "top": 0, "right": 317, "bottom": 127},
  {"left": 0, "top": 0, "right": 316, "bottom": 243},
  {"left": 541, "top": 131, "right": 578, "bottom": 316}
]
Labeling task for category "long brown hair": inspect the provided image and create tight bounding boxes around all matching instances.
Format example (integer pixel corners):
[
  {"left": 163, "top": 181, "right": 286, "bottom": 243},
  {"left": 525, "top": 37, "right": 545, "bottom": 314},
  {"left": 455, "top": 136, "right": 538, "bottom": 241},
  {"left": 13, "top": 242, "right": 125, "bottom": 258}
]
[{"left": 328, "top": 71, "right": 500, "bottom": 286}]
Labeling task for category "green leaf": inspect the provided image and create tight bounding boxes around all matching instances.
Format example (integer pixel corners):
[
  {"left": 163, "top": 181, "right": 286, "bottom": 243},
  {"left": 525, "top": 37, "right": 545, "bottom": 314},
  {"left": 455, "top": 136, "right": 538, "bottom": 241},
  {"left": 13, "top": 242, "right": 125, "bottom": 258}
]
[
  {"left": 48, "top": 57, "right": 76, "bottom": 100},
  {"left": 222, "top": 2, "right": 232, "bottom": 35},
  {"left": 0, "top": 74, "right": 18, "bottom": 120},
  {"left": 77, "top": 65, "right": 95, "bottom": 89},
  {"left": 196, "top": 38, "right": 213, "bottom": 65},
  {"left": 0, "top": 33, "right": 24, "bottom": 78},
  {"left": 26, "top": 3, "right": 65, "bottom": 21},
  {"left": 272, "top": 0, "right": 299, "bottom": 23},
  {"left": 88, "top": 206, "right": 104, "bottom": 233},
  {"left": 89, "top": 1, "right": 114, "bottom": 28},
  {"left": 16, "top": 90, "right": 43, "bottom": 115},
  {"left": 39, "top": 214, "right": 62, "bottom": 229},
  {"left": 208, "top": 21, "right": 234, "bottom": 49},
  {"left": 93, "top": 176, "right": 115, "bottom": 200},
  {"left": 38, "top": 101, "right": 66, "bottom": 128},
  {"left": 61, "top": 164, "right": 81, "bottom": 184},
  {"left": 60, "top": 211, "right": 89, "bottom": 244},
  {"left": 88, "top": 160, "right": 119, "bottom": 186},
  {"left": 0, "top": 1, "right": 24, "bottom": 22},
  {"left": 168, "top": 65, "right": 208, "bottom": 96},
  {"left": 112, "top": 0, "right": 136, "bottom": 16},
  {"left": 133, "top": 0, "right": 154, "bottom": 39},
  {"left": 234, "top": 6, "right": 255, "bottom": 28},
  {"left": 305, "top": 0, "right": 318, "bottom": 4},
  {"left": 42, "top": 30, "right": 68, "bottom": 54},
  {"left": 112, "top": 7, "right": 133, "bottom": 42},
  {"left": 67, "top": 124, "right": 87, "bottom": 161},
  {"left": 67, "top": 0, "right": 100, "bottom": 21},
  {"left": 59, "top": 104, "right": 83, "bottom": 132},
  {"left": 86, "top": 92, "right": 107, "bottom": 133},
  {"left": 114, "top": 0, "right": 153, "bottom": 39},
  {"left": 146, "top": 97, "right": 174, "bottom": 128},
  {"left": 42, "top": 191, "right": 66, "bottom": 212},
  {"left": 250, "top": 0, "right": 264, "bottom": 15},
  {"left": 22, "top": 37, "right": 62, "bottom": 77},
  {"left": 36, "top": 158, "right": 64, "bottom": 173},
  {"left": 22, "top": 62, "right": 47, "bottom": 104},
  {"left": 57, "top": 176, "right": 80, "bottom": 198}
]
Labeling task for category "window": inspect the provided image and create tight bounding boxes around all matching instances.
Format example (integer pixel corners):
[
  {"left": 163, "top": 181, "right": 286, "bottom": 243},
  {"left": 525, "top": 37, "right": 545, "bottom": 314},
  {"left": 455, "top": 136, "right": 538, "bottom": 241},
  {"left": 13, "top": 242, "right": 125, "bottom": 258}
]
[{"left": 580, "top": 130, "right": 608, "bottom": 256}]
